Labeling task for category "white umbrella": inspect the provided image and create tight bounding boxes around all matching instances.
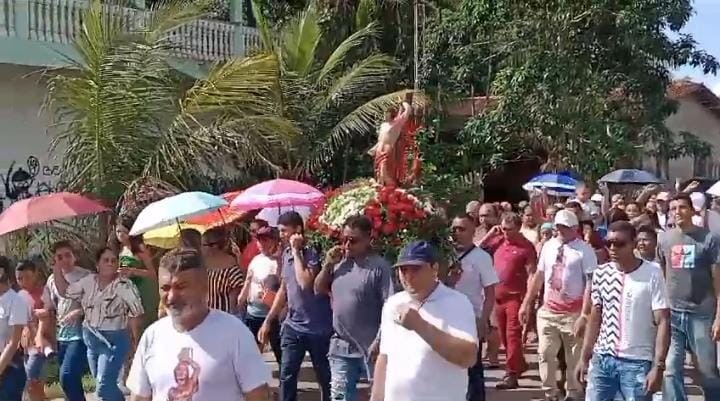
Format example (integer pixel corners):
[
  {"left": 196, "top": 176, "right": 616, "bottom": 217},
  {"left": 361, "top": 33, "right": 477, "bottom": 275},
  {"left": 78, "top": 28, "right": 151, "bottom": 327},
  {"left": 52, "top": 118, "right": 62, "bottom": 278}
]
[
  {"left": 256, "top": 206, "right": 313, "bottom": 227},
  {"left": 706, "top": 181, "right": 720, "bottom": 197}
]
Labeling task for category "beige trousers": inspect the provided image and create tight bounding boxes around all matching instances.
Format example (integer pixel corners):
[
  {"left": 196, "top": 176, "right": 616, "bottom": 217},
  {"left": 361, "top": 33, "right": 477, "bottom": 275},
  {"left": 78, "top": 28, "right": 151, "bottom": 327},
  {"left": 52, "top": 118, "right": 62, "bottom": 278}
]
[{"left": 537, "top": 307, "right": 583, "bottom": 398}]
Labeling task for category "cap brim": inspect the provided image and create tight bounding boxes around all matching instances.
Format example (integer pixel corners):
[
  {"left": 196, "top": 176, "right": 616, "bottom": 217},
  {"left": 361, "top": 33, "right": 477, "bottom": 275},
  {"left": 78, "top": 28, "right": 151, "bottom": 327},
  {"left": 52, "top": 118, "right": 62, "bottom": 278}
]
[{"left": 393, "top": 259, "right": 427, "bottom": 268}]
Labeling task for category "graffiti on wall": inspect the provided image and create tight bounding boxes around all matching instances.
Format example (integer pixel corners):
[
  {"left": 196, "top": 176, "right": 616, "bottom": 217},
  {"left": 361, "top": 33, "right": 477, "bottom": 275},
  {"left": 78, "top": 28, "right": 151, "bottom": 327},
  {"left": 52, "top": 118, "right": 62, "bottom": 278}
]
[{"left": 0, "top": 156, "right": 66, "bottom": 212}]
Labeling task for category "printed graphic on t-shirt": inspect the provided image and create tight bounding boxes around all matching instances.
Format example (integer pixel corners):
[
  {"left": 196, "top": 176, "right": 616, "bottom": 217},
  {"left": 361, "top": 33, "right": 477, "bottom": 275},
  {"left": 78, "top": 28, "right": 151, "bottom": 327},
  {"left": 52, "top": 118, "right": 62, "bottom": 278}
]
[
  {"left": 670, "top": 245, "right": 695, "bottom": 269},
  {"left": 168, "top": 347, "right": 201, "bottom": 401},
  {"left": 546, "top": 246, "right": 585, "bottom": 312}
]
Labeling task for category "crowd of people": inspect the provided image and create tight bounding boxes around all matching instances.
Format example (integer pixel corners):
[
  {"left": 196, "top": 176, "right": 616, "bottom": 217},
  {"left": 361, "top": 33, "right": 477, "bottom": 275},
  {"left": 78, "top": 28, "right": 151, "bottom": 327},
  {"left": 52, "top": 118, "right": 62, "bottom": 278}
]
[{"left": 0, "top": 180, "right": 719, "bottom": 401}]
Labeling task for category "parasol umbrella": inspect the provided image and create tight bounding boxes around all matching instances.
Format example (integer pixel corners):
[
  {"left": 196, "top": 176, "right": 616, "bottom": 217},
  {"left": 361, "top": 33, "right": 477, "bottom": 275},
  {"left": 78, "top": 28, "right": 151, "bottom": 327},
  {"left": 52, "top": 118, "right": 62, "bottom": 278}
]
[
  {"left": 230, "top": 179, "right": 324, "bottom": 210},
  {"left": 257, "top": 205, "right": 313, "bottom": 227},
  {"left": 142, "top": 223, "right": 207, "bottom": 249},
  {"left": 522, "top": 173, "right": 578, "bottom": 197},
  {"left": 129, "top": 192, "right": 228, "bottom": 236},
  {"left": 0, "top": 192, "right": 109, "bottom": 235},
  {"left": 598, "top": 169, "right": 662, "bottom": 185},
  {"left": 706, "top": 181, "right": 720, "bottom": 198},
  {"left": 186, "top": 190, "right": 247, "bottom": 228}
]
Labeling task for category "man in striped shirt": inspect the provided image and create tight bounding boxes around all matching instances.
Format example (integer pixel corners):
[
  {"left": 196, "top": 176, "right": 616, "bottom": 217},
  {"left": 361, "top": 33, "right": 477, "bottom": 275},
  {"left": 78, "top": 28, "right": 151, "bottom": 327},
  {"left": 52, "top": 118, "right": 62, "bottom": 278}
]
[{"left": 576, "top": 221, "right": 670, "bottom": 401}]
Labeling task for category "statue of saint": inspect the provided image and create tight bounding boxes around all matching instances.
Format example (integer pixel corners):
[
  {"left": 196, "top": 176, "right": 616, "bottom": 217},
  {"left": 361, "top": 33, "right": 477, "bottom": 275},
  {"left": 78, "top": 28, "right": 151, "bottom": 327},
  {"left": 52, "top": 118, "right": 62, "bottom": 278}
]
[{"left": 368, "top": 93, "right": 422, "bottom": 186}]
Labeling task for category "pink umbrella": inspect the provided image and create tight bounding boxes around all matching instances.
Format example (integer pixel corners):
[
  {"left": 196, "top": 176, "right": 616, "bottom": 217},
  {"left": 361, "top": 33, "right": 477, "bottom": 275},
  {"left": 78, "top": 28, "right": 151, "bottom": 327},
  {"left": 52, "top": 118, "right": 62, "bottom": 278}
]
[
  {"left": 0, "top": 192, "right": 110, "bottom": 235},
  {"left": 230, "top": 179, "right": 324, "bottom": 210}
]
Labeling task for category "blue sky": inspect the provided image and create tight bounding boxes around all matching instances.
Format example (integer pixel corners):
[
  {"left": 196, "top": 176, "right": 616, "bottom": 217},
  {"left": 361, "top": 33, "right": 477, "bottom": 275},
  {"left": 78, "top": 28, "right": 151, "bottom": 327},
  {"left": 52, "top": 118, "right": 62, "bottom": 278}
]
[{"left": 674, "top": 0, "right": 720, "bottom": 93}]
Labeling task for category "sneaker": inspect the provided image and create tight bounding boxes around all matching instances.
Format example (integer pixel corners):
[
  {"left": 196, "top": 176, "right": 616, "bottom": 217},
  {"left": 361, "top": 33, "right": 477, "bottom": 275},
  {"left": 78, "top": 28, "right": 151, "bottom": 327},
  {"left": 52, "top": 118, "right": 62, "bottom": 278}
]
[{"left": 495, "top": 375, "right": 519, "bottom": 390}]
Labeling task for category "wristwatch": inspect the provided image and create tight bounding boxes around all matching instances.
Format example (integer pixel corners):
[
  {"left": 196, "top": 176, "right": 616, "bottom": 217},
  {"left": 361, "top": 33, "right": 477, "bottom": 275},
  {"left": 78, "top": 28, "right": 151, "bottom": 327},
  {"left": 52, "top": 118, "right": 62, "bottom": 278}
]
[{"left": 654, "top": 361, "right": 666, "bottom": 370}]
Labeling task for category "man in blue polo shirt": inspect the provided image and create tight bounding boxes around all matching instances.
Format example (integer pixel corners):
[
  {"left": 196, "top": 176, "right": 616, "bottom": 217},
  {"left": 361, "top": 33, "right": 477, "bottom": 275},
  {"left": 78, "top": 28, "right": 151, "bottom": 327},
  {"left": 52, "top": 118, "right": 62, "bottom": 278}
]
[{"left": 258, "top": 211, "right": 332, "bottom": 401}]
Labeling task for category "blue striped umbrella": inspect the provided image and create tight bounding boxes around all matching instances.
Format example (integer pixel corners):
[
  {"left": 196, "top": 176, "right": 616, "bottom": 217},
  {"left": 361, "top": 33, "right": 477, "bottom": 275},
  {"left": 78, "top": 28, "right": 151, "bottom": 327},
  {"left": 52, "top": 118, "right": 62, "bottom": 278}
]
[{"left": 522, "top": 173, "right": 578, "bottom": 197}]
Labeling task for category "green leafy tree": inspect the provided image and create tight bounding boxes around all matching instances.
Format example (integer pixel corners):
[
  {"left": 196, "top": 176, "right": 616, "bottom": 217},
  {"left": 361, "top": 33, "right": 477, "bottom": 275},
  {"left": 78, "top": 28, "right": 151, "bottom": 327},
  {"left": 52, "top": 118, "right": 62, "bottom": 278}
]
[
  {"left": 251, "top": 1, "right": 413, "bottom": 179},
  {"left": 47, "top": 1, "right": 297, "bottom": 201},
  {"left": 420, "top": 0, "right": 718, "bottom": 181}
]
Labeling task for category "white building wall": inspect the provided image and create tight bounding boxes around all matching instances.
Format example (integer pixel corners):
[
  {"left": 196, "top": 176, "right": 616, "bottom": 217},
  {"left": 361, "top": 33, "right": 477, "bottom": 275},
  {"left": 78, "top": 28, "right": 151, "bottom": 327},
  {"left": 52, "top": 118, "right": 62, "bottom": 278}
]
[
  {"left": 643, "top": 97, "right": 720, "bottom": 181},
  {"left": 0, "top": 63, "right": 64, "bottom": 212}
]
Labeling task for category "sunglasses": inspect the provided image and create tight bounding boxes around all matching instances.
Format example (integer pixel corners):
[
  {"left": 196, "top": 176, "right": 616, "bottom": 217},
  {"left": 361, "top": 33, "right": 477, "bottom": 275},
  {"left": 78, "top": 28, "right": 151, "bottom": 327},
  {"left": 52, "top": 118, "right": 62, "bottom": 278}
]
[{"left": 605, "top": 239, "right": 630, "bottom": 248}]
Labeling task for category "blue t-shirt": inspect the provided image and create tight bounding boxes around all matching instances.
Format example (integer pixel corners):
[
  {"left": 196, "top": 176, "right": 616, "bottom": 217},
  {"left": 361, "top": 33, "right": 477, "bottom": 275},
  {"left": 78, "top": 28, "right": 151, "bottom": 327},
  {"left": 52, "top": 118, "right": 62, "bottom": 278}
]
[
  {"left": 329, "top": 253, "right": 393, "bottom": 358},
  {"left": 281, "top": 246, "right": 332, "bottom": 336}
]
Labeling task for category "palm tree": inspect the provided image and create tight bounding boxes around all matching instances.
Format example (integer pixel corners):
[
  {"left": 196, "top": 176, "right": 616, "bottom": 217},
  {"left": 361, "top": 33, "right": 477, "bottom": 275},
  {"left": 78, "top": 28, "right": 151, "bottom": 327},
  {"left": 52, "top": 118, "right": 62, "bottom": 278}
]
[
  {"left": 46, "top": 0, "right": 297, "bottom": 201},
  {"left": 251, "top": 0, "right": 418, "bottom": 178}
]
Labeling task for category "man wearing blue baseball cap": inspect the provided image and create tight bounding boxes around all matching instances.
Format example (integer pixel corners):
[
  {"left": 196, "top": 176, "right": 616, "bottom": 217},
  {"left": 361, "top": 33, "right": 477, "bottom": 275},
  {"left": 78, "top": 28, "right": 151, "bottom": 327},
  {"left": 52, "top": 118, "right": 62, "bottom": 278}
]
[{"left": 370, "top": 240, "right": 479, "bottom": 401}]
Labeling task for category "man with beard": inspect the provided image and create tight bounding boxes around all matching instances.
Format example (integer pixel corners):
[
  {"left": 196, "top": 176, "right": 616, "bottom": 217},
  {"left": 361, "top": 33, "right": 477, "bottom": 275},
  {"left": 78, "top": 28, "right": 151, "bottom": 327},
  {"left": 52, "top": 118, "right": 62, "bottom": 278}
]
[{"left": 126, "top": 248, "right": 271, "bottom": 401}]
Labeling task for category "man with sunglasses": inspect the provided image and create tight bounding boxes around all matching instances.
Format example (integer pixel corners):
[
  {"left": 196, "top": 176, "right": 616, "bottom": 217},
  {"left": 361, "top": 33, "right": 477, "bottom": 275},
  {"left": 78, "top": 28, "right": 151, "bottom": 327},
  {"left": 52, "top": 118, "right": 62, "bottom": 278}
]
[
  {"left": 370, "top": 241, "right": 478, "bottom": 401},
  {"left": 658, "top": 192, "right": 720, "bottom": 401},
  {"left": 576, "top": 221, "right": 670, "bottom": 401},
  {"left": 520, "top": 209, "right": 597, "bottom": 401},
  {"left": 315, "top": 215, "right": 392, "bottom": 401}
]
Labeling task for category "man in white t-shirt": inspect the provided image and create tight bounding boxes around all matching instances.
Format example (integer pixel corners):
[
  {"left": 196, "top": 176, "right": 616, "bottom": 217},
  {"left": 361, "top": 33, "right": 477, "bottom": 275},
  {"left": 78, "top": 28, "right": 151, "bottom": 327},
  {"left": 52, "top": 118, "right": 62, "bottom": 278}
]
[
  {"left": 447, "top": 214, "right": 498, "bottom": 401},
  {"left": 520, "top": 209, "right": 597, "bottom": 401},
  {"left": 371, "top": 241, "right": 478, "bottom": 401},
  {"left": 127, "top": 247, "right": 271, "bottom": 401},
  {"left": 576, "top": 221, "right": 670, "bottom": 401},
  {"left": 0, "top": 257, "right": 30, "bottom": 401}
]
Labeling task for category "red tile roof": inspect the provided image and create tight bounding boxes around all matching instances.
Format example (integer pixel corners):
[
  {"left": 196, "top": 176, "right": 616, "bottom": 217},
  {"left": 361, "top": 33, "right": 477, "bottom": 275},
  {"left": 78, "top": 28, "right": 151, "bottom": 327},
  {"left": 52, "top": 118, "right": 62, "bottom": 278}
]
[{"left": 667, "top": 79, "right": 720, "bottom": 120}]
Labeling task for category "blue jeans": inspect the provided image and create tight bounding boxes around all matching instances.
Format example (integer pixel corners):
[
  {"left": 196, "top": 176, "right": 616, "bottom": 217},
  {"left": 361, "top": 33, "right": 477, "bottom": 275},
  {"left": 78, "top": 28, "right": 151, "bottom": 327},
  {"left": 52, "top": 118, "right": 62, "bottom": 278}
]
[
  {"left": 663, "top": 310, "right": 720, "bottom": 401},
  {"left": 467, "top": 348, "right": 485, "bottom": 401},
  {"left": 329, "top": 355, "right": 368, "bottom": 401},
  {"left": 587, "top": 354, "right": 652, "bottom": 401},
  {"left": 57, "top": 340, "right": 88, "bottom": 401},
  {"left": 0, "top": 355, "right": 26, "bottom": 401},
  {"left": 280, "top": 324, "right": 331, "bottom": 401},
  {"left": 82, "top": 328, "right": 131, "bottom": 401}
]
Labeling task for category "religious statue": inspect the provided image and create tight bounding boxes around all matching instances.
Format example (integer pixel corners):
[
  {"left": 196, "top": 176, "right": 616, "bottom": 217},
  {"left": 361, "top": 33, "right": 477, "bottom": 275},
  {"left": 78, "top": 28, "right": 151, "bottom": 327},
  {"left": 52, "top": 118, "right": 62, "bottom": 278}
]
[{"left": 368, "top": 93, "right": 423, "bottom": 186}]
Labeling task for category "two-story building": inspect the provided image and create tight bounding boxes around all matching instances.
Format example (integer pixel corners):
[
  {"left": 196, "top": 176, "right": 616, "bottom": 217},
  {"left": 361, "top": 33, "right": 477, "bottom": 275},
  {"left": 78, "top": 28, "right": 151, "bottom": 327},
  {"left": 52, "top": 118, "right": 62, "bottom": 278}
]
[{"left": 0, "top": 0, "right": 259, "bottom": 210}]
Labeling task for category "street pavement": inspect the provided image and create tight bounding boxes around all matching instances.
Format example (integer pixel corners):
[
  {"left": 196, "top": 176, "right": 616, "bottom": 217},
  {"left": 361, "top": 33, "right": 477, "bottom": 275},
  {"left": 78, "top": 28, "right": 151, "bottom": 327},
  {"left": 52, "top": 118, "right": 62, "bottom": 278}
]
[{"left": 55, "top": 346, "right": 704, "bottom": 401}]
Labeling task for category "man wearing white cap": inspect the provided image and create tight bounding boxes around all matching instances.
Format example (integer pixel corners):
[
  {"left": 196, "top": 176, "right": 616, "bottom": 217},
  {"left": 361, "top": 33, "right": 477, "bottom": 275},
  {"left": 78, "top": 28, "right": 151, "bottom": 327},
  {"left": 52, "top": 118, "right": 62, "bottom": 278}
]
[
  {"left": 656, "top": 192, "right": 670, "bottom": 230},
  {"left": 519, "top": 210, "right": 598, "bottom": 401}
]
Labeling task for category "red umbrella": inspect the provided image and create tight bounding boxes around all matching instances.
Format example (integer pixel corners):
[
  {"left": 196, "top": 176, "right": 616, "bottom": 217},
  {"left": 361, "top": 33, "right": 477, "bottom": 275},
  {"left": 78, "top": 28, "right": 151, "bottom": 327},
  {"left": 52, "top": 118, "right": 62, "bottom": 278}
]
[
  {"left": 186, "top": 190, "right": 248, "bottom": 228},
  {"left": 0, "top": 192, "right": 110, "bottom": 235}
]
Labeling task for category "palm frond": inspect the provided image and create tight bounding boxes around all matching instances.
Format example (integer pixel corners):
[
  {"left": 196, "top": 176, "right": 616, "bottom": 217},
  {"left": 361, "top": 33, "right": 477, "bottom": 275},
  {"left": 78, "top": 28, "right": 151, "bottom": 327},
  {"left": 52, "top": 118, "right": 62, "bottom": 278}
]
[
  {"left": 251, "top": 0, "right": 275, "bottom": 51},
  {"left": 142, "top": 54, "right": 298, "bottom": 180},
  {"left": 355, "top": 0, "right": 377, "bottom": 29},
  {"left": 317, "top": 22, "right": 381, "bottom": 82},
  {"left": 280, "top": 8, "right": 321, "bottom": 76},
  {"left": 321, "top": 54, "right": 398, "bottom": 108}
]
